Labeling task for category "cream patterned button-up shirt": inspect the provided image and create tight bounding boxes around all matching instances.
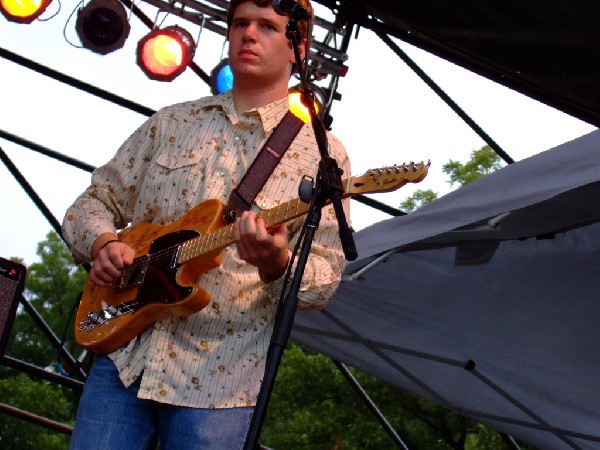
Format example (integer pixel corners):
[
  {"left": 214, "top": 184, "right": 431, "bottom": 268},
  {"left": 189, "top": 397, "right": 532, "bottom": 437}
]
[{"left": 62, "top": 91, "right": 350, "bottom": 408}]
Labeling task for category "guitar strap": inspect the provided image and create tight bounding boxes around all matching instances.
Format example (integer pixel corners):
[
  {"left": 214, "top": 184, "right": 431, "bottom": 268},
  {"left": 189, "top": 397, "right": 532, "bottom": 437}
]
[{"left": 225, "top": 110, "right": 304, "bottom": 222}]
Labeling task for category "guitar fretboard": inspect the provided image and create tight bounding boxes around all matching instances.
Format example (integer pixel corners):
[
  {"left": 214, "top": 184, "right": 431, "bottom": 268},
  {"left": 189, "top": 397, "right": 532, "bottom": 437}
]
[{"left": 177, "top": 197, "right": 311, "bottom": 264}]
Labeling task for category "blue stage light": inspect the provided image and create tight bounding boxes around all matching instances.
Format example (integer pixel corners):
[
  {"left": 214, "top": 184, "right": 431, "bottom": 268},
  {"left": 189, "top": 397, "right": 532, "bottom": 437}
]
[{"left": 210, "top": 59, "right": 233, "bottom": 94}]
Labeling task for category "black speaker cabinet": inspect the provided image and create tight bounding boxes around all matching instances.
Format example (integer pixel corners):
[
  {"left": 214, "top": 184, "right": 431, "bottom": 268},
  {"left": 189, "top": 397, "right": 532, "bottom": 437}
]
[{"left": 0, "top": 257, "right": 27, "bottom": 358}]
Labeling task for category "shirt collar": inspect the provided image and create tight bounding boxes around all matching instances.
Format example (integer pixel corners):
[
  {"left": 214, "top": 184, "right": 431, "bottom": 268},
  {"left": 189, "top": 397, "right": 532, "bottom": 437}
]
[{"left": 199, "top": 91, "right": 290, "bottom": 134}]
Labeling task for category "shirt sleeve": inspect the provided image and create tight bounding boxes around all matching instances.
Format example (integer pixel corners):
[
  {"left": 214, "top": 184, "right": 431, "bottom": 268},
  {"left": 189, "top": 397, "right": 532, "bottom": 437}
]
[
  {"left": 261, "top": 131, "right": 351, "bottom": 311},
  {"left": 61, "top": 114, "right": 159, "bottom": 264}
]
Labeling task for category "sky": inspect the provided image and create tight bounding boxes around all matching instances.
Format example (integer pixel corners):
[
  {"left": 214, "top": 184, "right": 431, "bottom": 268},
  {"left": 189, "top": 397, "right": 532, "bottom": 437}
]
[{"left": 0, "top": 1, "right": 596, "bottom": 266}]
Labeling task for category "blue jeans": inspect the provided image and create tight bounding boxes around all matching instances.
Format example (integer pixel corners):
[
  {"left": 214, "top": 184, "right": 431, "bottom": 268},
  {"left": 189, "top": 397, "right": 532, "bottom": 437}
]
[{"left": 70, "top": 355, "right": 254, "bottom": 450}]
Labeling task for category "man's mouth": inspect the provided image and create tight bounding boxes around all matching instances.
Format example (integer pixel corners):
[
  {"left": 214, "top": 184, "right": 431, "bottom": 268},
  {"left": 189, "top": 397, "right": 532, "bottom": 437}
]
[{"left": 239, "top": 49, "right": 258, "bottom": 57}]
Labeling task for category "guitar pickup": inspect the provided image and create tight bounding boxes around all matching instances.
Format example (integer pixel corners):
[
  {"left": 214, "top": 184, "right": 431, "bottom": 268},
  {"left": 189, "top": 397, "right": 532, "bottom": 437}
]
[{"left": 113, "top": 255, "right": 149, "bottom": 293}]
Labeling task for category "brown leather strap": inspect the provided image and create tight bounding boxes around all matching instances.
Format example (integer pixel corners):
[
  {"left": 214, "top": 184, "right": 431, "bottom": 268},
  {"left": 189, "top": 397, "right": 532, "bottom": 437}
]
[{"left": 226, "top": 110, "right": 304, "bottom": 221}]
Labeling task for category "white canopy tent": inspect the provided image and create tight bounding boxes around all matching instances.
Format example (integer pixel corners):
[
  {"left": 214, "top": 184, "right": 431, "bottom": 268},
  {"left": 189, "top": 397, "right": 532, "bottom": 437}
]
[{"left": 292, "top": 129, "right": 600, "bottom": 449}]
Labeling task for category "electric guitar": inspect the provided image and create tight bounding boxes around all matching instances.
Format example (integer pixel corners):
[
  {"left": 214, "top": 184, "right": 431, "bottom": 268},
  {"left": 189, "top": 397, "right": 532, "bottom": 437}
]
[{"left": 75, "top": 162, "right": 429, "bottom": 354}]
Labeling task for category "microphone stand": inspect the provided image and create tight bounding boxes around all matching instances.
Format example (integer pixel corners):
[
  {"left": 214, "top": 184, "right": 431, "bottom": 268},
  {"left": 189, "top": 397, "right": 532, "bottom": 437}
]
[{"left": 244, "top": 17, "right": 357, "bottom": 450}]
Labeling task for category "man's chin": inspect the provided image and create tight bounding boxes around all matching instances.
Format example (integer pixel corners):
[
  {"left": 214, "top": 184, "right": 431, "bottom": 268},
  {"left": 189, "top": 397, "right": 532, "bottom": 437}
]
[{"left": 231, "top": 69, "right": 269, "bottom": 85}]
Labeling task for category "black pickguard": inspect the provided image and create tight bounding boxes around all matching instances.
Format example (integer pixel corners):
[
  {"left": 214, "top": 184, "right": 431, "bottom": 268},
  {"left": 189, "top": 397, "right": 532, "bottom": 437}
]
[{"left": 135, "top": 229, "right": 199, "bottom": 307}]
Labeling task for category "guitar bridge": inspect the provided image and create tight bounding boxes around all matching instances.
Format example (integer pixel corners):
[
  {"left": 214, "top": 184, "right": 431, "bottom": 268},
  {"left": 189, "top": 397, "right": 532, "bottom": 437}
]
[{"left": 78, "top": 300, "right": 137, "bottom": 332}]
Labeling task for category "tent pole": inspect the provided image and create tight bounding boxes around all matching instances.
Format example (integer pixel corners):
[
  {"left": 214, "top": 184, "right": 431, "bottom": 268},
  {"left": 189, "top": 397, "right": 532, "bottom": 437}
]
[
  {"left": 499, "top": 432, "right": 521, "bottom": 450},
  {"left": 333, "top": 360, "right": 409, "bottom": 449}
]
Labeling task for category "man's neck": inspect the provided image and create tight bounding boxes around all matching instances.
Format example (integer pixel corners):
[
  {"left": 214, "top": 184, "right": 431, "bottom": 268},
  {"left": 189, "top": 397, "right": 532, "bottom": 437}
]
[{"left": 232, "top": 83, "right": 289, "bottom": 116}]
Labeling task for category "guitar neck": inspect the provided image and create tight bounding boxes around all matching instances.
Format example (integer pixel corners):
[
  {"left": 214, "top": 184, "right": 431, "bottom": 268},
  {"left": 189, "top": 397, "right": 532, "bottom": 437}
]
[
  {"left": 176, "top": 197, "right": 311, "bottom": 265},
  {"left": 175, "top": 162, "right": 429, "bottom": 265}
]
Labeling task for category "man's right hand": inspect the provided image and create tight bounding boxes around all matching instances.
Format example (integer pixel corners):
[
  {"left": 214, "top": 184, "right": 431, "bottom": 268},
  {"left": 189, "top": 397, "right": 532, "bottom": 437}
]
[{"left": 90, "top": 234, "right": 135, "bottom": 286}]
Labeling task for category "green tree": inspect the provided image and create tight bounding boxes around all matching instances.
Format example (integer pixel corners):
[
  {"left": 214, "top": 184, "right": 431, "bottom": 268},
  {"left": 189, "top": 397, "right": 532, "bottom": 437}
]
[
  {"left": 401, "top": 145, "right": 504, "bottom": 213},
  {"left": 1, "top": 231, "right": 87, "bottom": 450},
  {"left": 0, "top": 374, "right": 73, "bottom": 450},
  {"left": 400, "top": 189, "right": 438, "bottom": 213},
  {"left": 7, "top": 231, "right": 88, "bottom": 368},
  {"left": 442, "top": 145, "right": 504, "bottom": 187},
  {"left": 261, "top": 344, "right": 519, "bottom": 449}
]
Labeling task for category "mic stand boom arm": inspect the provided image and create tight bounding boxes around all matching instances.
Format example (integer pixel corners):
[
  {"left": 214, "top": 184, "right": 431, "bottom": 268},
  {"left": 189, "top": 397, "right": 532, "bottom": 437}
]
[{"left": 243, "top": 17, "right": 357, "bottom": 450}]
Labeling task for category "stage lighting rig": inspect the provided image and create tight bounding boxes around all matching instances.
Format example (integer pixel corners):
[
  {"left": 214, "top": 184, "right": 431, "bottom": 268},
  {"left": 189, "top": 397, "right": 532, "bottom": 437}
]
[{"left": 132, "top": 0, "right": 350, "bottom": 81}]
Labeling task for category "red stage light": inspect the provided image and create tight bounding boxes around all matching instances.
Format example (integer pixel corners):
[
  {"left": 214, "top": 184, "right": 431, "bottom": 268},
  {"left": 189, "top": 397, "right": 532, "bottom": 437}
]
[{"left": 136, "top": 26, "right": 195, "bottom": 82}]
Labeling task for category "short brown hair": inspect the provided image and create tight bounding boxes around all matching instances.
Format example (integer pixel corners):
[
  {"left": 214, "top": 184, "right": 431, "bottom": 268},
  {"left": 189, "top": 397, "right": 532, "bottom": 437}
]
[{"left": 226, "top": 0, "right": 313, "bottom": 41}]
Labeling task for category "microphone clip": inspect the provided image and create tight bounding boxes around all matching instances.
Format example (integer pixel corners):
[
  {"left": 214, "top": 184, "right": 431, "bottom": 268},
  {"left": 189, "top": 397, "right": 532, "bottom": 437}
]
[{"left": 273, "top": 0, "right": 311, "bottom": 21}]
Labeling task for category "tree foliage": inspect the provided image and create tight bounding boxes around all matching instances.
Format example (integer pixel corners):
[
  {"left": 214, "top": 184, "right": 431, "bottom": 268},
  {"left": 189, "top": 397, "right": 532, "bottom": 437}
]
[
  {"left": 0, "top": 374, "right": 73, "bottom": 450},
  {"left": 400, "top": 145, "right": 504, "bottom": 213},
  {"left": 1, "top": 231, "right": 86, "bottom": 450},
  {"left": 442, "top": 145, "right": 504, "bottom": 187},
  {"left": 400, "top": 189, "right": 438, "bottom": 213},
  {"left": 8, "top": 232, "right": 87, "bottom": 367},
  {"left": 261, "top": 344, "right": 527, "bottom": 449}
]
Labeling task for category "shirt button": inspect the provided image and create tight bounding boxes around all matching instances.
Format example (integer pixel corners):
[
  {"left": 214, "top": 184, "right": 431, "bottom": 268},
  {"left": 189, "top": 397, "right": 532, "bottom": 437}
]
[{"left": 234, "top": 136, "right": 240, "bottom": 142}]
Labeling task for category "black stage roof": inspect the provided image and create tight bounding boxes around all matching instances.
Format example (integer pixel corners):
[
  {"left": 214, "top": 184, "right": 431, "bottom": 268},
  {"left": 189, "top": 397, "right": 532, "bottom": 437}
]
[{"left": 321, "top": 0, "right": 600, "bottom": 127}]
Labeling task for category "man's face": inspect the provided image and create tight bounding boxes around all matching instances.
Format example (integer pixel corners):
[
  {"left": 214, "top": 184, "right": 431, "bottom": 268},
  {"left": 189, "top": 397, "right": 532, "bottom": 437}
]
[{"left": 228, "top": 2, "right": 302, "bottom": 89}]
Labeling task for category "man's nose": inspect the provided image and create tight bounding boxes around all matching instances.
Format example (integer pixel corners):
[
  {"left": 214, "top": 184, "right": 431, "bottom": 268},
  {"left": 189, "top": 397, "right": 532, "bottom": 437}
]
[{"left": 242, "top": 22, "right": 257, "bottom": 41}]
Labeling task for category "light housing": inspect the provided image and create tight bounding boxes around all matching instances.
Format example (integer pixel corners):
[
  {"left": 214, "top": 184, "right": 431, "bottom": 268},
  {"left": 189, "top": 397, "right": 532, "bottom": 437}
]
[
  {"left": 136, "top": 25, "right": 195, "bottom": 82},
  {"left": 76, "top": 0, "right": 130, "bottom": 54},
  {"left": 0, "top": 0, "right": 52, "bottom": 23},
  {"left": 209, "top": 58, "right": 233, "bottom": 95}
]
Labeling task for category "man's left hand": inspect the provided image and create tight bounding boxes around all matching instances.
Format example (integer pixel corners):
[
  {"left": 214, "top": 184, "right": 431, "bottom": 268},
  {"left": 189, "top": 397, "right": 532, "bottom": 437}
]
[{"left": 233, "top": 210, "right": 290, "bottom": 281}]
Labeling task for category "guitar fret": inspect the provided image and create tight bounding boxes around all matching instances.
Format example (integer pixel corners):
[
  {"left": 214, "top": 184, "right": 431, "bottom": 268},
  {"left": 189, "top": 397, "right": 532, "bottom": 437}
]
[
  {"left": 189, "top": 238, "right": 197, "bottom": 259},
  {"left": 199, "top": 235, "right": 205, "bottom": 254},
  {"left": 179, "top": 240, "right": 189, "bottom": 264},
  {"left": 187, "top": 237, "right": 196, "bottom": 261},
  {"left": 177, "top": 242, "right": 185, "bottom": 264},
  {"left": 197, "top": 234, "right": 205, "bottom": 256},
  {"left": 215, "top": 227, "right": 223, "bottom": 250}
]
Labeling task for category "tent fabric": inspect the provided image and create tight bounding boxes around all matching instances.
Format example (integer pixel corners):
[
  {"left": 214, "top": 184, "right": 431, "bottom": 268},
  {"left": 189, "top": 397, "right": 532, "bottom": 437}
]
[
  {"left": 291, "top": 129, "right": 600, "bottom": 449},
  {"left": 321, "top": 0, "right": 600, "bottom": 127}
]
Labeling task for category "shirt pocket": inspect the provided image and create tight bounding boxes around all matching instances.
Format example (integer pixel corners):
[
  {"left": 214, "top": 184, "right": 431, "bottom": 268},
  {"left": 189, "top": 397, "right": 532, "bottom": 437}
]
[{"left": 155, "top": 152, "right": 203, "bottom": 171}]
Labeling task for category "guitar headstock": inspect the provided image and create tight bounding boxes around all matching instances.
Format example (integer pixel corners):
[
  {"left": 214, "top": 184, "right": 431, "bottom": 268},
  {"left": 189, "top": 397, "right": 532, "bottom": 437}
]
[{"left": 344, "top": 161, "right": 430, "bottom": 196}]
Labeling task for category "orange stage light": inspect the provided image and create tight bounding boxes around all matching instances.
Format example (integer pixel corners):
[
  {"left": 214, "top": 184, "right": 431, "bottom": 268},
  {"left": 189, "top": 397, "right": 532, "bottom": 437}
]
[
  {"left": 0, "top": 0, "right": 52, "bottom": 23},
  {"left": 288, "top": 91, "right": 320, "bottom": 124}
]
